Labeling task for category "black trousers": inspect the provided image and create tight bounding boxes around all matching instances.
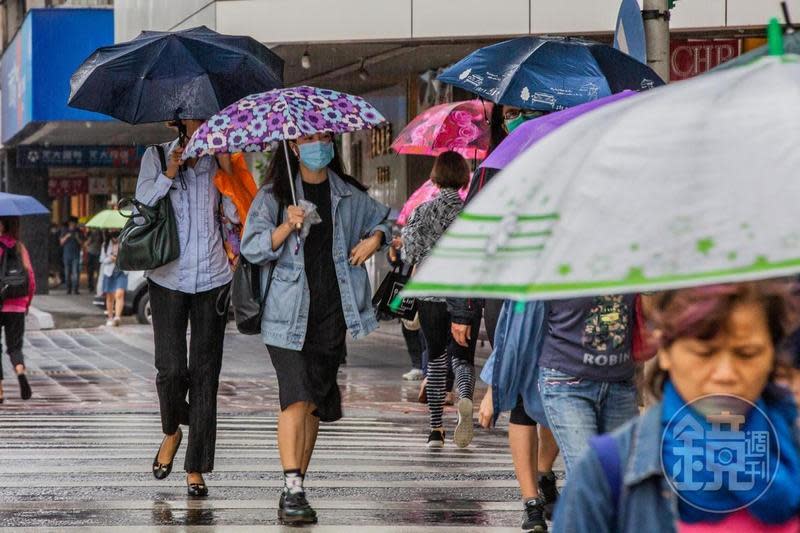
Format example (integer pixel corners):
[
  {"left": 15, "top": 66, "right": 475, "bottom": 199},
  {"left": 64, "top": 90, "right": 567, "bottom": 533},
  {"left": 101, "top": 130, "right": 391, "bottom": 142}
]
[
  {"left": 86, "top": 253, "right": 100, "bottom": 291},
  {"left": 149, "top": 281, "right": 230, "bottom": 473},
  {"left": 0, "top": 312, "right": 24, "bottom": 380},
  {"left": 418, "top": 301, "right": 481, "bottom": 366}
]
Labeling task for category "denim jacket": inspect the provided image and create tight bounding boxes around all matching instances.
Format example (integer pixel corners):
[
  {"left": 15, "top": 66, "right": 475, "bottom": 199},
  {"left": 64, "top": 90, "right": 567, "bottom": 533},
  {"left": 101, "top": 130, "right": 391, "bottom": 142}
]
[
  {"left": 552, "top": 402, "right": 800, "bottom": 533},
  {"left": 241, "top": 170, "right": 390, "bottom": 350}
]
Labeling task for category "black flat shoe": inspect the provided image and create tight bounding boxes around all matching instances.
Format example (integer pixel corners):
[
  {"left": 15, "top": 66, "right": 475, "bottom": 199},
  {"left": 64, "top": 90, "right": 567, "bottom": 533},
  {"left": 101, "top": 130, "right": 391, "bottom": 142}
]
[
  {"left": 187, "top": 482, "right": 208, "bottom": 498},
  {"left": 278, "top": 491, "right": 317, "bottom": 524},
  {"left": 152, "top": 428, "right": 182, "bottom": 480},
  {"left": 17, "top": 374, "right": 31, "bottom": 400}
]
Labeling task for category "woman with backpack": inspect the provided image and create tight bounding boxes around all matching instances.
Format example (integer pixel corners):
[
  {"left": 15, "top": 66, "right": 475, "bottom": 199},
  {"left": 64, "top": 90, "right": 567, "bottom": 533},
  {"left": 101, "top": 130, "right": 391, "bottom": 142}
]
[
  {"left": 241, "top": 131, "right": 389, "bottom": 524},
  {"left": 0, "top": 217, "right": 34, "bottom": 402},
  {"left": 100, "top": 230, "right": 127, "bottom": 327},
  {"left": 553, "top": 282, "right": 800, "bottom": 532}
]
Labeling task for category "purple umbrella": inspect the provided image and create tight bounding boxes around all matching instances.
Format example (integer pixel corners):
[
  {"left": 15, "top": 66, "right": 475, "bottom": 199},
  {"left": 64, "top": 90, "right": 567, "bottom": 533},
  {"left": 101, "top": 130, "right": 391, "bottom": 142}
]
[
  {"left": 183, "top": 85, "right": 386, "bottom": 159},
  {"left": 481, "top": 90, "right": 637, "bottom": 170}
]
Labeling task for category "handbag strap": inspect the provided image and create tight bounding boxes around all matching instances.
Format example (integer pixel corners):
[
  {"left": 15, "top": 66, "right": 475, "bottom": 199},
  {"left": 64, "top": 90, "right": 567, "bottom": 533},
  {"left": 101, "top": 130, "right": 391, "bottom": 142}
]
[
  {"left": 259, "top": 201, "right": 285, "bottom": 308},
  {"left": 154, "top": 144, "right": 167, "bottom": 172}
]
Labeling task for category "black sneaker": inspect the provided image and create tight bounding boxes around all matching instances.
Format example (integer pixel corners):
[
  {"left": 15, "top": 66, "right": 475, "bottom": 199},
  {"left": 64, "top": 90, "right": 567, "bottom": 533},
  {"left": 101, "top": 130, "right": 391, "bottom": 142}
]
[
  {"left": 538, "top": 471, "right": 559, "bottom": 520},
  {"left": 427, "top": 429, "right": 445, "bottom": 449},
  {"left": 278, "top": 491, "right": 317, "bottom": 524},
  {"left": 522, "top": 498, "right": 548, "bottom": 532}
]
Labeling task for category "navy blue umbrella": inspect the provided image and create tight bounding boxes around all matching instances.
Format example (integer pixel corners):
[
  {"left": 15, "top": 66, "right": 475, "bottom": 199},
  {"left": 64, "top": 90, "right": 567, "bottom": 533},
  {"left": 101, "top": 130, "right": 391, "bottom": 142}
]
[
  {"left": 439, "top": 36, "right": 664, "bottom": 111},
  {"left": 0, "top": 193, "right": 49, "bottom": 217},
  {"left": 68, "top": 26, "right": 284, "bottom": 124}
]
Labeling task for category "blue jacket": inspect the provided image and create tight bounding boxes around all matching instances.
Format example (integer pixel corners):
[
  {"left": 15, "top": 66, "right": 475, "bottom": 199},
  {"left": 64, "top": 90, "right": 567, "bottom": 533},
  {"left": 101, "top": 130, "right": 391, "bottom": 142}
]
[
  {"left": 552, "top": 401, "right": 800, "bottom": 532},
  {"left": 480, "top": 300, "right": 548, "bottom": 426},
  {"left": 241, "top": 170, "right": 390, "bottom": 350}
]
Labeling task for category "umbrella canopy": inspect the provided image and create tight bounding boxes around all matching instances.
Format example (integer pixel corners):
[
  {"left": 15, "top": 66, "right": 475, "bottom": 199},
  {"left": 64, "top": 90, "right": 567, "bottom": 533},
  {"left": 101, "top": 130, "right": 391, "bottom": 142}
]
[
  {"left": 0, "top": 193, "right": 49, "bottom": 217},
  {"left": 481, "top": 91, "right": 636, "bottom": 170},
  {"left": 438, "top": 36, "right": 663, "bottom": 112},
  {"left": 86, "top": 209, "right": 127, "bottom": 229},
  {"left": 391, "top": 100, "right": 493, "bottom": 160},
  {"left": 403, "top": 54, "right": 800, "bottom": 301},
  {"left": 397, "top": 179, "right": 469, "bottom": 226},
  {"left": 68, "top": 26, "right": 284, "bottom": 124},
  {"left": 182, "top": 86, "right": 386, "bottom": 159}
]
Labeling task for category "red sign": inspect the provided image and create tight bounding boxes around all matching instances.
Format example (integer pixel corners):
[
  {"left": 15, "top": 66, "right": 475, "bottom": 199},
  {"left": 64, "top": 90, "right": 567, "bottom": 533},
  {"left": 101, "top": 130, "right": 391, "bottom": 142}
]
[
  {"left": 48, "top": 177, "right": 88, "bottom": 197},
  {"left": 670, "top": 40, "right": 740, "bottom": 81}
]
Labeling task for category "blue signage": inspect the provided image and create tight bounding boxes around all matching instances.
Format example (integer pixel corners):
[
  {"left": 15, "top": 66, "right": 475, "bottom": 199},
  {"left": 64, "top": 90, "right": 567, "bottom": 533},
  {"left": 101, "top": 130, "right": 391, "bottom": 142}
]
[
  {"left": 17, "top": 145, "right": 145, "bottom": 169},
  {"left": 1, "top": 9, "right": 114, "bottom": 144}
]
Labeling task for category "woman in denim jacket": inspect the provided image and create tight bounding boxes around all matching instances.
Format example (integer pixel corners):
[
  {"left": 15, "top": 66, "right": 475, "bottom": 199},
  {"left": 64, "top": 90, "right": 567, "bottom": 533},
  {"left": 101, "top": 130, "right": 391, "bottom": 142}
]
[
  {"left": 241, "top": 132, "right": 389, "bottom": 524},
  {"left": 553, "top": 282, "right": 800, "bottom": 532}
]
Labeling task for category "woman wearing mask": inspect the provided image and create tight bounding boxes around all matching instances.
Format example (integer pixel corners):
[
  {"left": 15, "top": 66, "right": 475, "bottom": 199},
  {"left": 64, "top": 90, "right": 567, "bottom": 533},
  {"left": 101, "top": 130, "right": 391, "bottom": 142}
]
[
  {"left": 100, "top": 231, "right": 127, "bottom": 327},
  {"left": 137, "top": 119, "right": 239, "bottom": 498},
  {"left": 241, "top": 132, "right": 389, "bottom": 524},
  {"left": 554, "top": 282, "right": 800, "bottom": 532},
  {"left": 0, "top": 217, "right": 34, "bottom": 403},
  {"left": 402, "top": 151, "right": 476, "bottom": 448}
]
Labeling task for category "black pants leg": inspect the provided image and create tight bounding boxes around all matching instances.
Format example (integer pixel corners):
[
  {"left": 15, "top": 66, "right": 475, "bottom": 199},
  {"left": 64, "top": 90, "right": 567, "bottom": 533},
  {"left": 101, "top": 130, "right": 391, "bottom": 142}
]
[
  {"left": 483, "top": 299, "right": 504, "bottom": 348},
  {"left": 401, "top": 321, "right": 423, "bottom": 369},
  {"left": 86, "top": 254, "right": 100, "bottom": 292},
  {"left": 184, "top": 283, "right": 229, "bottom": 472}
]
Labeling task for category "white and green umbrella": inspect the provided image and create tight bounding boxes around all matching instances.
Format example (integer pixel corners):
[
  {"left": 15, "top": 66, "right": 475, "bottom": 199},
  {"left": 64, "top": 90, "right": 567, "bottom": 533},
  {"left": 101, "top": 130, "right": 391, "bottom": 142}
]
[
  {"left": 404, "top": 49, "right": 800, "bottom": 301},
  {"left": 86, "top": 209, "right": 127, "bottom": 229}
]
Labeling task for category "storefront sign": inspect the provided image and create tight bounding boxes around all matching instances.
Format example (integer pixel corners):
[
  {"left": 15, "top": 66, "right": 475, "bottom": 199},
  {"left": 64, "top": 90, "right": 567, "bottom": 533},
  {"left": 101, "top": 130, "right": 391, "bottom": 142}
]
[
  {"left": 49, "top": 177, "right": 88, "bottom": 197},
  {"left": 88, "top": 177, "right": 111, "bottom": 196},
  {"left": 670, "top": 39, "right": 740, "bottom": 81},
  {"left": 18, "top": 146, "right": 143, "bottom": 168}
]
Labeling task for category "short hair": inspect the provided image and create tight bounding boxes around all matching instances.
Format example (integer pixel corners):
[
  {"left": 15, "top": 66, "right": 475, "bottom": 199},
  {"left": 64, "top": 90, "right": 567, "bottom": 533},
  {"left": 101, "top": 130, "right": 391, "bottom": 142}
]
[
  {"left": 431, "top": 151, "right": 470, "bottom": 190},
  {"left": 644, "top": 281, "right": 800, "bottom": 400}
]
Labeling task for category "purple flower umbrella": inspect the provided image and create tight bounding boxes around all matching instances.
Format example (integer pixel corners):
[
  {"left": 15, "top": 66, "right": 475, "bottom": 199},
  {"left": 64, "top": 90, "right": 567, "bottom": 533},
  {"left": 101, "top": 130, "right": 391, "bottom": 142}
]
[
  {"left": 481, "top": 90, "right": 637, "bottom": 170},
  {"left": 183, "top": 86, "right": 386, "bottom": 159}
]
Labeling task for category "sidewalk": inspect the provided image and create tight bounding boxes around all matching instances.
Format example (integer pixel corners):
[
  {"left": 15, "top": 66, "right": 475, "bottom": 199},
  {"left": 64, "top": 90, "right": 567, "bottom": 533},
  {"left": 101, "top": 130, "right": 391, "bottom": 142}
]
[{"left": 31, "top": 287, "right": 108, "bottom": 330}]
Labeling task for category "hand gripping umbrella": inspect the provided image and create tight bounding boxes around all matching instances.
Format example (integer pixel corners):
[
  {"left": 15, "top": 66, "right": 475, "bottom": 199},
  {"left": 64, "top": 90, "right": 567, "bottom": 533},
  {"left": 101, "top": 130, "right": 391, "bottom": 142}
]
[{"left": 68, "top": 26, "right": 284, "bottom": 125}]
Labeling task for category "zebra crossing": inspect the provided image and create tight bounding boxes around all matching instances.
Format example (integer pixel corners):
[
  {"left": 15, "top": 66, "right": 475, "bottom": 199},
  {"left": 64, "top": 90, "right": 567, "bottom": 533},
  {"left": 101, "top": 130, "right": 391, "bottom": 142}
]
[{"left": 0, "top": 412, "right": 526, "bottom": 531}]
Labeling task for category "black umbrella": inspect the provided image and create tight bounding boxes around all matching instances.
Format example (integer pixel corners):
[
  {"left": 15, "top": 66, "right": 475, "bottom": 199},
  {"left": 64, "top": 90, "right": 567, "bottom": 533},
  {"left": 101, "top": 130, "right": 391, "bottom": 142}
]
[{"left": 68, "top": 26, "right": 284, "bottom": 125}]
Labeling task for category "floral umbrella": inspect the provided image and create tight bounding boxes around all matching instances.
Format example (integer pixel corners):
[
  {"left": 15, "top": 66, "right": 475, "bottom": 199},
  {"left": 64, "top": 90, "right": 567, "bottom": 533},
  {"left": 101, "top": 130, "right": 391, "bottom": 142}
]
[
  {"left": 391, "top": 100, "right": 493, "bottom": 160},
  {"left": 183, "top": 86, "right": 386, "bottom": 159}
]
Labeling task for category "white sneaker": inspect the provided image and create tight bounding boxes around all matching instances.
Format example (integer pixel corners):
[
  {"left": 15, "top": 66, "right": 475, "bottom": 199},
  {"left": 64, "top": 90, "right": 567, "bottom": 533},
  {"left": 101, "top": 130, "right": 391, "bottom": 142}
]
[
  {"left": 402, "top": 368, "right": 424, "bottom": 381},
  {"left": 454, "top": 398, "right": 474, "bottom": 449},
  {"left": 105, "top": 319, "right": 114, "bottom": 327},
  {"left": 112, "top": 317, "right": 121, "bottom": 327}
]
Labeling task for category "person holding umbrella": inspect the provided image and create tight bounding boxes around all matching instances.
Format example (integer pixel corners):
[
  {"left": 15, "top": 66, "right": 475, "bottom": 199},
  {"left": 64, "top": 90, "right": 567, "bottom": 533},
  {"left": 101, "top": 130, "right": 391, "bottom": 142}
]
[
  {"left": 241, "top": 135, "right": 389, "bottom": 524},
  {"left": 69, "top": 26, "right": 284, "bottom": 498}
]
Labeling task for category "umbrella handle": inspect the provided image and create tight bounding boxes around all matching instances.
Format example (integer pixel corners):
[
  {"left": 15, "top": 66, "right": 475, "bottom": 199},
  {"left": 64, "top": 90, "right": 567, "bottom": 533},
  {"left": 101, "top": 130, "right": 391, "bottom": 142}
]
[{"left": 282, "top": 139, "right": 302, "bottom": 255}]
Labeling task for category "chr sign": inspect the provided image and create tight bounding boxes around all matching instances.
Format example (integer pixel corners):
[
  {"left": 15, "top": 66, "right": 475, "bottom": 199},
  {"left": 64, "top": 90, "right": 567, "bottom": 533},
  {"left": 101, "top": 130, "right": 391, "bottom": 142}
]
[{"left": 670, "top": 40, "right": 740, "bottom": 81}]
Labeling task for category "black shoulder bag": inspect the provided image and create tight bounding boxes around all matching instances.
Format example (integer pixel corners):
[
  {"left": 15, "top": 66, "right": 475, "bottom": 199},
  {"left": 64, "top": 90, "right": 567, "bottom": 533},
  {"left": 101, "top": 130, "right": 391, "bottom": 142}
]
[
  {"left": 372, "top": 264, "right": 417, "bottom": 321},
  {"left": 116, "top": 145, "right": 180, "bottom": 271},
  {"left": 232, "top": 202, "right": 283, "bottom": 335}
]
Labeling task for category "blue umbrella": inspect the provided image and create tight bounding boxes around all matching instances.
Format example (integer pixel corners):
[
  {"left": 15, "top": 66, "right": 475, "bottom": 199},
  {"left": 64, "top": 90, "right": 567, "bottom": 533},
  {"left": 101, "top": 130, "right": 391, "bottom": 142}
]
[
  {"left": 0, "top": 193, "right": 49, "bottom": 216},
  {"left": 438, "top": 36, "right": 664, "bottom": 111},
  {"left": 68, "top": 26, "right": 284, "bottom": 124}
]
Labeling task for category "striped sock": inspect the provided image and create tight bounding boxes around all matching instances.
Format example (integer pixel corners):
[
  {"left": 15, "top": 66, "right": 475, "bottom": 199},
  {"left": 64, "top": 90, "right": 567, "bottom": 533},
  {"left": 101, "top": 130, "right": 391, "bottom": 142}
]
[
  {"left": 452, "top": 359, "right": 475, "bottom": 401},
  {"left": 427, "top": 355, "right": 448, "bottom": 429}
]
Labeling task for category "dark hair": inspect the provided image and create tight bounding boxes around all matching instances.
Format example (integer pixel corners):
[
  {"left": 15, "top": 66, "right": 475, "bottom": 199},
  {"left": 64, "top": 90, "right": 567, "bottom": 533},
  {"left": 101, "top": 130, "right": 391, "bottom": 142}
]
[
  {"left": 0, "top": 217, "right": 19, "bottom": 239},
  {"left": 488, "top": 103, "right": 508, "bottom": 152},
  {"left": 264, "top": 141, "right": 366, "bottom": 205},
  {"left": 431, "top": 151, "right": 470, "bottom": 190},
  {"left": 644, "top": 281, "right": 800, "bottom": 400}
]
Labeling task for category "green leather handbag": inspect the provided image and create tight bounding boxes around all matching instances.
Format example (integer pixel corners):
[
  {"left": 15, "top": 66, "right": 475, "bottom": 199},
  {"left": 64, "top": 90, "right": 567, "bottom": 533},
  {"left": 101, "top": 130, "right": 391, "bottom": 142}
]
[{"left": 115, "top": 144, "right": 180, "bottom": 271}]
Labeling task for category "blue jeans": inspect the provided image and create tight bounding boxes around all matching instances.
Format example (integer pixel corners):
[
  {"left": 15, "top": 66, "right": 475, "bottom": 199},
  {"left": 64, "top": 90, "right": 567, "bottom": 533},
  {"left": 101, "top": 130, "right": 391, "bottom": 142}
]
[
  {"left": 63, "top": 256, "right": 80, "bottom": 293},
  {"left": 538, "top": 366, "right": 639, "bottom": 477}
]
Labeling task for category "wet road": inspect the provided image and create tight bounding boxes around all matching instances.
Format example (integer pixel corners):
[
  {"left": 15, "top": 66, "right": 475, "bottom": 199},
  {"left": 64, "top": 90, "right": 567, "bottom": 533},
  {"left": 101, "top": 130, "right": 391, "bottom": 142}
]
[{"left": 0, "top": 324, "right": 549, "bottom": 531}]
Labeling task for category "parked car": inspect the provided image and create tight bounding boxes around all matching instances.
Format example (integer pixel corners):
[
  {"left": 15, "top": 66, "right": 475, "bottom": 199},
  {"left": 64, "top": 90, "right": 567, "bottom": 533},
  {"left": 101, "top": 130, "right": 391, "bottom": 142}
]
[{"left": 93, "top": 270, "right": 151, "bottom": 324}]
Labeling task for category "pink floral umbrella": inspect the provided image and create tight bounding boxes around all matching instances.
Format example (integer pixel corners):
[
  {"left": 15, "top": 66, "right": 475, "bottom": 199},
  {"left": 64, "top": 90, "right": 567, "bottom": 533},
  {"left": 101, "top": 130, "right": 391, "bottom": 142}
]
[
  {"left": 392, "top": 100, "right": 493, "bottom": 160},
  {"left": 397, "top": 179, "right": 468, "bottom": 226}
]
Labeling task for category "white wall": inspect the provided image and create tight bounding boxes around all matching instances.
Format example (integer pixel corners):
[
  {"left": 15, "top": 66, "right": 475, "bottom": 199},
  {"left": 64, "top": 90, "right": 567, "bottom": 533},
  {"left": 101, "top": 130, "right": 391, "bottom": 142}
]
[
  {"left": 216, "top": 0, "right": 411, "bottom": 43},
  {"left": 412, "top": 0, "right": 529, "bottom": 38},
  {"left": 116, "top": 0, "right": 783, "bottom": 44}
]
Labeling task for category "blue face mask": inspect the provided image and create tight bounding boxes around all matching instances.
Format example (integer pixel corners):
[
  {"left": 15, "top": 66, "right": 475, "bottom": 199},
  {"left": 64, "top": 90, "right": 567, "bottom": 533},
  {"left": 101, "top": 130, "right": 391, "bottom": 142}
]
[{"left": 298, "top": 141, "right": 334, "bottom": 171}]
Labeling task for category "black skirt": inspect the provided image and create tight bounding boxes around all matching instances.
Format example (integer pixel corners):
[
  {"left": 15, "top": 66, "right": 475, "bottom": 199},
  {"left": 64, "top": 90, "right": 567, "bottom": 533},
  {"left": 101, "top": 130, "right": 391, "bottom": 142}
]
[{"left": 267, "top": 307, "right": 347, "bottom": 423}]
